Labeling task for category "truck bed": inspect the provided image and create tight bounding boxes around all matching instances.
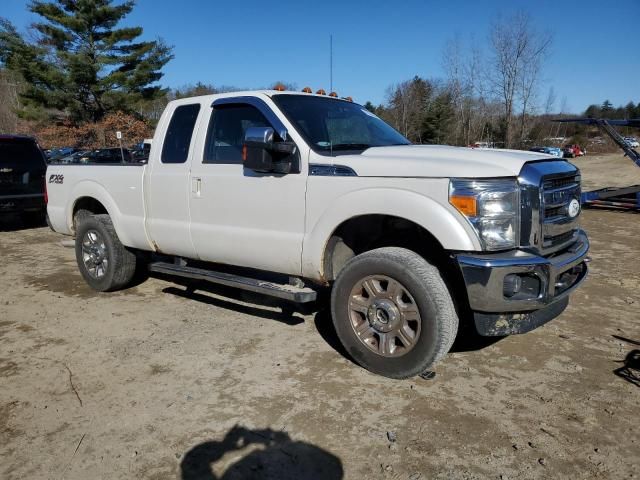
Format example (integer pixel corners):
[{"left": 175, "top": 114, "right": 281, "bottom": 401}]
[{"left": 46, "top": 163, "right": 151, "bottom": 250}]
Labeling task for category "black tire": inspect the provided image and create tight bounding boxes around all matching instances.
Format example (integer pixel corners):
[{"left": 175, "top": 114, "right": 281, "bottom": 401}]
[
  {"left": 330, "top": 247, "right": 458, "bottom": 379},
  {"left": 74, "top": 214, "right": 137, "bottom": 292}
]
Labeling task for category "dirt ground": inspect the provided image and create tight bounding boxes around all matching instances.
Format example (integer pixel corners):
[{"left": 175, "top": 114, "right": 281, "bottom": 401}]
[{"left": 1, "top": 153, "right": 639, "bottom": 480}]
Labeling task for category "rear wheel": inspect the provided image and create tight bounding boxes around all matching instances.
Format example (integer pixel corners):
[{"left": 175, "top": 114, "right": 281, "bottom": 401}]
[
  {"left": 330, "top": 247, "right": 458, "bottom": 379},
  {"left": 75, "top": 214, "right": 136, "bottom": 292}
]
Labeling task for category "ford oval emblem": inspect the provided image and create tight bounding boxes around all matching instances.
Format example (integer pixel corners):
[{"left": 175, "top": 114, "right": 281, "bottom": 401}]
[{"left": 568, "top": 198, "right": 581, "bottom": 218}]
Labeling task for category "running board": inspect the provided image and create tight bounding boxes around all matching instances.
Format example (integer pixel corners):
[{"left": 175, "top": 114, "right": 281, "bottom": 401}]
[{"left": 148, "top": 261, "right": 317, "bottom": 303}]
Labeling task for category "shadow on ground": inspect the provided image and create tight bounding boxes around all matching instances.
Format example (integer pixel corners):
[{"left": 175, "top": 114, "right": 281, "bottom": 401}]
[
  {"left": 180, "top": 425, "right": 343, "bottom": 480},
  {"left": 159, "top": 279, "right": 319, "bottom": 326},
  {"left": 450, "top": 330, "right": 504, "bottom": 353},
  {"left": 613, "top": 335, "right": 640, "bottom": 387},
  {"left": 158, "top": 278, "right": 501, "bottom": 374}
]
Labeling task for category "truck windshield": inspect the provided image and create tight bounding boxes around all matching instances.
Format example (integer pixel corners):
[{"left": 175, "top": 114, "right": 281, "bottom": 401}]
[{"left": 272, "top": 94, "right": 410, "bottom": 155}]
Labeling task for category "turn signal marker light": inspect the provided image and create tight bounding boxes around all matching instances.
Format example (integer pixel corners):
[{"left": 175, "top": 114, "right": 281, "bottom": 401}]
[
  {"left": 329, "top": 91, "right": 338, "bottom": 97},
  {"left": 302, "top": 87, "right": 312, "bottom": 93},
  {"left": 316, "top": 89, "right": 326, "bottom": 95},
  {"left": 450, "top": 195, "right": 477, "bottom": 217}
]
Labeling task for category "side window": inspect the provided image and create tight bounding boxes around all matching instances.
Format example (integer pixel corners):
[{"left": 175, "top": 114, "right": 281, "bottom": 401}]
[
  {"left": 204, "top": 104, "right": 271, "bottom": 164},
  {"left": 161, "top": 104, "right": 201, "bottom": 164}
]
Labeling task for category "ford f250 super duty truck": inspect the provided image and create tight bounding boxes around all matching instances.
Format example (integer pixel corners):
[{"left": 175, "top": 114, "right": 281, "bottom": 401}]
[{"left": 46, "top": 90, "right": 589, "bottom": 378}]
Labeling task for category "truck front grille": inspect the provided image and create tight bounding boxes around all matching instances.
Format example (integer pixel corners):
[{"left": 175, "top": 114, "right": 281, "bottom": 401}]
[
  {"left": 518, "top": 161, "right": 582, "bottom": 255},
  {"left": 540, "top": 172, "right": 581, "bottom": 251}
]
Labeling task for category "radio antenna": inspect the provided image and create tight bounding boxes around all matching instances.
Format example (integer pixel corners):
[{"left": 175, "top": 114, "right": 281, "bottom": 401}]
[{"left": 330, "top": 34, "right": 333, "bottom": 92}]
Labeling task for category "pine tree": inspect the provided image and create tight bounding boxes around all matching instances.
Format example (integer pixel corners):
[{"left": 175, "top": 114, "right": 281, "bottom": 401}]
[
  {"left": 0, "top": 0, "right": 173, "bottom": 123},
  {"left": 601, "top": 100, "right": 614, "bottom": 114},
  {"left": 624, "top": 101, "right": 636, "bottom": 119}
]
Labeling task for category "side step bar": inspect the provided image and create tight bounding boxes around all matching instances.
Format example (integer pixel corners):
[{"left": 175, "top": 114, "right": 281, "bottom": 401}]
[{"left": 148, "top": 261, "right": 318, "bottom": 303}]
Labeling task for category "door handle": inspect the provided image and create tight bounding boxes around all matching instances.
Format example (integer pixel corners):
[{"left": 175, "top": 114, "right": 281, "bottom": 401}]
[{"left": 192, "top": 177, "right": 202, "bottom": 196}]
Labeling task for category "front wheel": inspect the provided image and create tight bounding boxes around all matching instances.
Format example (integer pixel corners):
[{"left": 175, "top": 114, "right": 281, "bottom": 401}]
[
  {"left": 330, "top": 247, "right": 458, "bottom": 379},
  {"left": 74, "top": 214, "right": 137, "bottom": 292}
]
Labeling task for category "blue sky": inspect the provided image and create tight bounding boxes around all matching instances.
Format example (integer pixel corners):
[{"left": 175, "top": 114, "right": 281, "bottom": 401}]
[{"left": 3, "top": 0, "right": 639, "bottom": 112}]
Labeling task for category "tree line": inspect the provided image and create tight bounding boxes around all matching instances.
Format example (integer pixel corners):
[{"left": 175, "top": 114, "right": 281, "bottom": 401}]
[
  {"left": 584, "top": 100, "right": 640, "bottom": 120},
  {"left": 0, "top": 2, "right": 637, "bottom": 149}
]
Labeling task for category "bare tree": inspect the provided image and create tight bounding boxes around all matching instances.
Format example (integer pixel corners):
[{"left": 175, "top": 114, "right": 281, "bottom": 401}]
[
  {"left": 442, "top": 37, "right": 466, "bottom": 144},
  {"left": 544, "top": 86, "right": 556, "bottom": 115},
  {"left": 517, "top": 52, "right": 541, "bottom": 145},
  {"left": 487, "top": 12, "right": 552, "bottom": 148}
]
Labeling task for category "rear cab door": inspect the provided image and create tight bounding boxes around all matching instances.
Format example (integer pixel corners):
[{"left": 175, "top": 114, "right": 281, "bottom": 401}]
[{"left": 144, "top": 100, "right": 204, "bottom": 257}]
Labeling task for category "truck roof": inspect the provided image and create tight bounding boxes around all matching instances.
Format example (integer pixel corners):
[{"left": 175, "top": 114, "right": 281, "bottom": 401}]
[{"left": 167, "top": 89, "right": 355, "bottom": 107}]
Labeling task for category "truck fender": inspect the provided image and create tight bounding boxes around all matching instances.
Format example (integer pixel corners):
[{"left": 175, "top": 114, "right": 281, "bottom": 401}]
[
  {"left": 66, "top": 180, "right": 135, "bottom": 247},
  {"left": 301, "top": 187, "right": 481, "bottom": 281}
]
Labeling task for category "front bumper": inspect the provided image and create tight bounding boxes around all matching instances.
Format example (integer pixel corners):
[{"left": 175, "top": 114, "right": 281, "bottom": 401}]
[{"left": 455, "top": 230, "right": 589, "bottom": 336}]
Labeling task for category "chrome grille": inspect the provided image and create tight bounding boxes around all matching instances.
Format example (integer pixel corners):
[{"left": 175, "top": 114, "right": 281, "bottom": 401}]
[
  {"left": 518, "top": 160, "right": 581, "bottom": 255},
  {"left": 541, "top": 172, "right": 581, "bottom": 251}
]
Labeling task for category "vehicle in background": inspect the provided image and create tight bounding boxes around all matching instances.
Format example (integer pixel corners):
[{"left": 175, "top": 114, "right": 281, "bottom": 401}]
[
  {"left": 468, "top": 141, "right": 503, "bottom": 149},
  {"left": 45, "top": 147, "right": 76, "bottom": 162},
  {"left": 130, "top": 139, "right": 152, "bottom": 163},
  {"left": 0, "top": 135, "right": 48, "bottom": 223},
  {"left": 563, "top": 144, "right": 586, "bottom": 158},
  {"left": 529, "top": 146, "right": 563, "bottom": 158},
  {"left": 588, "top": 137, "right": 606, "bottom": 146},
  {"left": 624, "top": 137, "right": 639, "bottom": 148},
  {"left": 54, "top": 150, "right": 90, "bottom": 164},
  {"left": 54, "top": 148, "right": 134, "bottom": 164},
  {"left": 85, "top": 148, "right": 133, "bottom": 163}
]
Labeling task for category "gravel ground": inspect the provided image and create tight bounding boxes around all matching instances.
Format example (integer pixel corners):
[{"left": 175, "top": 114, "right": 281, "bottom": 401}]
[{"left": 1, "top": 153, "right": 639, "bottom": 479}]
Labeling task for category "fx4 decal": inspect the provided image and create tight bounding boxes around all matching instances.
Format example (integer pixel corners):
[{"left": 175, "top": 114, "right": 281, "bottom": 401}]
[{"left": 49, "top": 174, "right": 64, "bottom": 184}]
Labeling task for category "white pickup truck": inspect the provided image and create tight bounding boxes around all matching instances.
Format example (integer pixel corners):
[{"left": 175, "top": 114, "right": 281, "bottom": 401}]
[{"left": 46, "top": 90, "right": 589, "bottom": 378}]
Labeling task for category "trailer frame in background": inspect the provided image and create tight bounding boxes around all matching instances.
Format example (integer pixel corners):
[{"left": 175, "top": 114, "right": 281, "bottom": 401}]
[{"left": 553, "top": 118, "right": 640, "bottom": 211}]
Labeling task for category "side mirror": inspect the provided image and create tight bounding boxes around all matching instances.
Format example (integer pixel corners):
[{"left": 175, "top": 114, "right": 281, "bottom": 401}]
[{"left": 243, "top": 126, "right": 297, "bottom": 174}]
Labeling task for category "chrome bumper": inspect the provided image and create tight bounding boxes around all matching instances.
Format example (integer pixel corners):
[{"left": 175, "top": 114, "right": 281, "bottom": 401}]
[{"left": 455, "top": 230, "right": 589, "bottom": 335}]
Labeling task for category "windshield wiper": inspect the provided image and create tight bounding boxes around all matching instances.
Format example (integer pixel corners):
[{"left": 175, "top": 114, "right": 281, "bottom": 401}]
[{"left": 329, "top": 143, "right": 372, "bottom": 151}]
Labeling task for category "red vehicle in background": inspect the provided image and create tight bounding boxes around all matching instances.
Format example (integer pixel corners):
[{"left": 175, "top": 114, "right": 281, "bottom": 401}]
[{"left": 563, "top": 144, "right": 586, "bottom": 158}]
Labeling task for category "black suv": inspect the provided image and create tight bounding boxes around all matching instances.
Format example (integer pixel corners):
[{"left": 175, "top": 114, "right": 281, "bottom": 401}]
[{"left": 0, "top": 135, "right": 48, "bottom": 222}]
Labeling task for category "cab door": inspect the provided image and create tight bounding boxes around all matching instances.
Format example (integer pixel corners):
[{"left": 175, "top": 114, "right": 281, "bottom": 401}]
[
  {"left": 145, "top": 102, "right": 202, "bottom": 258},
  {"left": 188, "top": 98, "right": 307, "bottom": 275}
]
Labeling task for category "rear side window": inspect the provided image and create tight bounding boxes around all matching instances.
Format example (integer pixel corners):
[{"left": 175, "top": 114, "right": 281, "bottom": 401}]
[
  {"left": 161, "top": 104, "right": 201, "bottom": 164},
  {"left": 0, "top": 139, "right": 46, "bottom": 169}
]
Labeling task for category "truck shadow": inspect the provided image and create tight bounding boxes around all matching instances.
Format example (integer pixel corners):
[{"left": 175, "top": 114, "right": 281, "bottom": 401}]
[
  {"left": 449, "top": 330, "right": 504, "bottom": 353},
  {"left": 158, "top": 278, "right": 500, "bottom": 366},
  {"left": 612, "top": 335, "right": 640, "bottom": 388},
  {"left": 158, "top": 278, "right": 318, "bottom": 326},
  {"left": 180, "top": 425, "right": 343, "bottom": 480}
]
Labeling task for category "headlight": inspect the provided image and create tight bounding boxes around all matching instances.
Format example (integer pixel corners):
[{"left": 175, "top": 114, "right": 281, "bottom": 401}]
[{"left": 449, "top": 178, "right": 519, "bottom": 251}]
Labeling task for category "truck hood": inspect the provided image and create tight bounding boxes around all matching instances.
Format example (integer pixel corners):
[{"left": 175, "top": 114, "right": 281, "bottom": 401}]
[{"left": 327, "top": 145, "right": 553, "bottom": 178}]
